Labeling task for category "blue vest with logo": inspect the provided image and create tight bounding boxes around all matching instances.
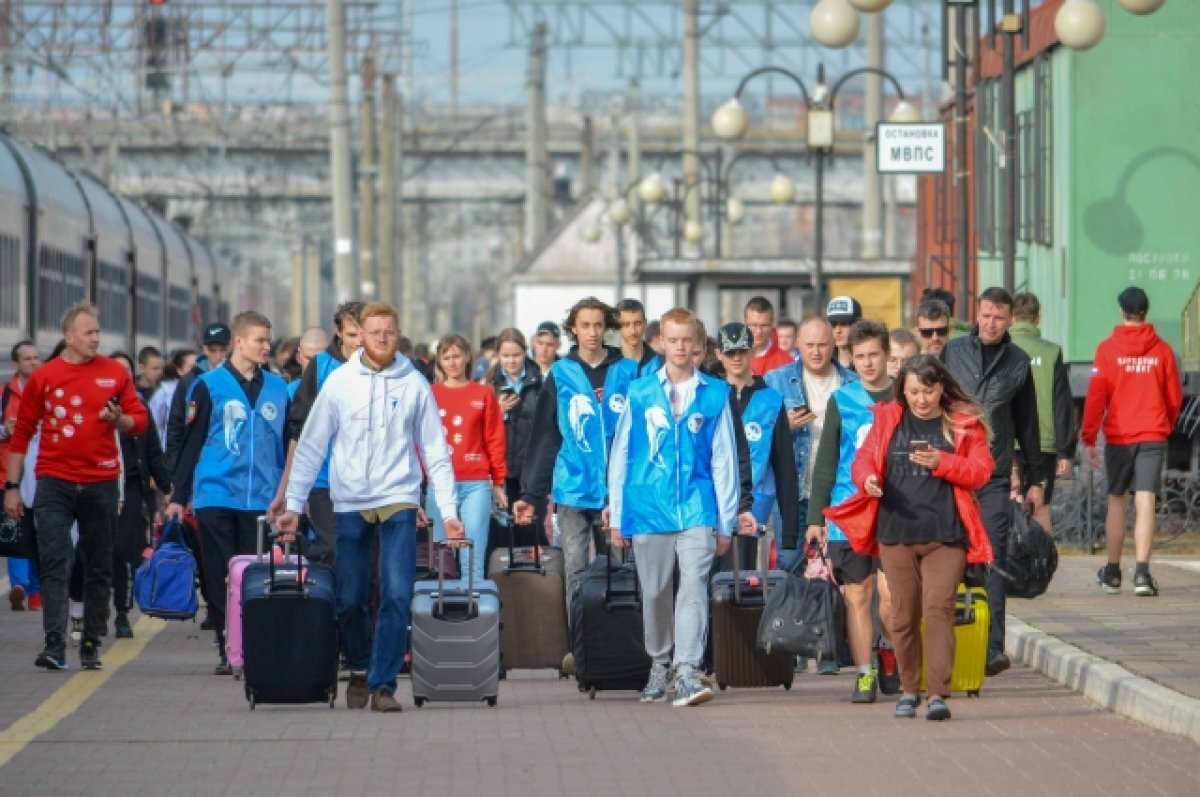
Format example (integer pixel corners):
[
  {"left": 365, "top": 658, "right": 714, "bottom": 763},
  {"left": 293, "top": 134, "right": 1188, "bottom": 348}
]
[
  {"left": 621, "top": 374, "right": 729, "bottom": 535},
  {"left": 741, "top": 386, "right": 784, "bottom": 524},
  {"left": 827, "top": 380, "right": 876, "bottom": 542},
  {"left": 637, "top": 353, "right": 662, "bottom": 378},
  {"left": 550, "top": 357, "right": 637, "bottom": 509},
  {"left": 308, "top": 351, "right": 344, "bottom": 490},
  {"left": 191, "top": 366, "right": 288, "bottom": 511}
]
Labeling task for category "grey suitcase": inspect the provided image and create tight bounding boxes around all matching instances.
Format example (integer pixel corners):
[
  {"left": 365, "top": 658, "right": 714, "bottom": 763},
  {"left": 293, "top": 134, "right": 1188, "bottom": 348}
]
[{"left": 410, "top": 541, "right": 501, "bottom": 708}]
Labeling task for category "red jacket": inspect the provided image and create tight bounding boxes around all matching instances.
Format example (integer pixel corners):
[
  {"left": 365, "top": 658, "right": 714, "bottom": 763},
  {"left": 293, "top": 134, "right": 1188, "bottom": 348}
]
[
  {"left": 751, "top": 331, "right": 795, "bottom": 377},
  {"left": 430, "top": 382, "right": 507, "bottom": 485},
  {"left": 1081, "top": 323, "right": 1182, "bottom": 447},
  {"left": 823, "top": 402, "right": 995, "bottom": 564},
  {"left": 0, "top": 373, "right": 25, "bottom": 483}
]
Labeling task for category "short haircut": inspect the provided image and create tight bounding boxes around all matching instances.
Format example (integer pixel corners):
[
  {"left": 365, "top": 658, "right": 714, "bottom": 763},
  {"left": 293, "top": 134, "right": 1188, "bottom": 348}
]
[
  {"left": 889, "top": 327, "right": 920, "bottom": 352},
  {"left": 137, "top": 345, "right": 162, "bottom": 366},
  {"left": 231, "top": 310, "right": 272, "bottom": 337},
  {"left": 645, "top": 320, "right": 661, "bottom": 341},
  {"left": 60, "top": 301, "right": 98, "bottom": 336},
  {"left": 1012, "top": 291, "right": 1040, "bottom": 322},
  {"left": 480, "top": 336, "right": 498, "bottom": 351},
  {"left": 616, "top": 298, "right": 647, "bottom": 318},
  {"left": 563, "top": 296, "right": 618, "bottom": 341},
  {"left": 10, "top": 339, "right": 34, "bottom": 362},
  {"left": 848, "top": 320, "right": 890, "bottom": 353},
  {"left": 661, "top": 307, "right": 699, "bottom": 338},
  {"left": 922, "top": 287, "right": 956, "bottom": 316},
  {"left": 334, "top": 300, "right": 365, "bottom": 332},
  {"left": 358, "top": 302, "right": 399, "bottom": 328},
  {"left": 978, "top": 286, "right": 1014, "bottom": 309},
  {"left": 776, "top": 318, "right": 797, "bottom": 333},
  {"left": 743, "top": 296, "right": 775, "bottom": 320},
  {"left": 916, "top": 298, "right": 951, "bottom": 323}
]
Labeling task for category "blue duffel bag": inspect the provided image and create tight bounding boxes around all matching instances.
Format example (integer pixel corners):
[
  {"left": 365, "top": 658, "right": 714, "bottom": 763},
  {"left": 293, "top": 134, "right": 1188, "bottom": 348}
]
[{"left": 134, "top": 519, "right": 199, "bottom": 621}]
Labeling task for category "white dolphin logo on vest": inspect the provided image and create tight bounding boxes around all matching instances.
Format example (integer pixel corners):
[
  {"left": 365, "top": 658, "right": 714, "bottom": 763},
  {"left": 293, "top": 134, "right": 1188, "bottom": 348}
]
[
  {"left": 223, "top": 400, "right": 249, "bottom": 455},
  {"left": 645, "top": 405, "right": 670, "bottom": 469},
  {"left": 568, "top": 394, "right": 596, "bottom": 453}
]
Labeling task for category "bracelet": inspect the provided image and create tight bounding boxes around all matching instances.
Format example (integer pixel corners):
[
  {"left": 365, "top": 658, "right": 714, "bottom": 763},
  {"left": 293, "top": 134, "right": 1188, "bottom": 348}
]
[{"left": 4, "top": 481, "right": 20, "bottom": 491}]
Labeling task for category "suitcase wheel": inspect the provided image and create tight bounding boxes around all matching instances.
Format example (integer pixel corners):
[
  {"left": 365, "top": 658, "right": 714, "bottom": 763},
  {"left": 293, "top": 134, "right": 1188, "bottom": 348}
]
[
  {"left": 718, "top": 684, "right": 727, "bottom": 692},
  {"left": 783, "top": 683, "right": 791, "bottom": 691},
  {"left": 233, "top": 667, "right": 243, "bottom": 681},
  {"left": 414, "top": 697, "right": 426, "bottom": 708},
  {"left": 967, "top": 690, "right": 980, "bottom": 698},
  {"left": 588, "top": 687, "right": 597, "bottom": 700},
  {"left": 486, "top": 696, "right": 497, "bottom": 708}
]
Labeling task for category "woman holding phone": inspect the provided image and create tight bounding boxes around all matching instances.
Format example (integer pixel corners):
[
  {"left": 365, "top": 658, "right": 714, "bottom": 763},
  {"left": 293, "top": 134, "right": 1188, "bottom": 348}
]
[
  {"left": 486, "top": 328, "right": 545, "bottom": 546},
  {"left": 427, "top": 334, "right": 508, "bottom": 581},
  {"left": 825, "top": 354, "right": 994, "bottom": 722}
]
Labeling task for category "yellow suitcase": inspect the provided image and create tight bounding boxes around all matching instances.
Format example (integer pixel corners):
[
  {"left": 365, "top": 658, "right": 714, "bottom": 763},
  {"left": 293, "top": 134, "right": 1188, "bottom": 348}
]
[{"left": 920, "top": 585, "right": 989, "bottom": 696}]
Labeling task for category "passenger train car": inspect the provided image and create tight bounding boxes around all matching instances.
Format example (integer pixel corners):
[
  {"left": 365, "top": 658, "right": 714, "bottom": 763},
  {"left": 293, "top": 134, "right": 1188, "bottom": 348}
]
[{"left": 0, "top": 129, "right": 231, "bottom": 371}]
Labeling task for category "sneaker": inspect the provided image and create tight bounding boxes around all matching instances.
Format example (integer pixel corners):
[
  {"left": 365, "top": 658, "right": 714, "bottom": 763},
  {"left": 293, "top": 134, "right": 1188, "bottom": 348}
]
[
  {"left": 877, "top": 648, "right": 901, "bottom": 696},
  {"left": 1133, "top": 571, "right": 1159, "bottom": 597},
  {"left": 9, "top": 585, "right": 26, "bottom": 611},
  {"left": 817, "top": 658, "right": 840, "bottom": 676},
  {"left": 346, "top": 673, "right": 369, "bottom": 709},
  {"left": 35, "top": 637, "right": 68, "bottom": 671},
  {"left": 370, "top": 688, "right": 402, "bottom": 713},
  {"left": 893, "top": 694, "right": 920, "bottom": 719},
  {"left": 214, "top": 658, "right": 233, "bottom": 676},
  {"left": 671, "top": 668, "right": 714, "bottom": 708},
  {"left": 1097, "top": 565, "right": 1121, "bottom": 595},
  {"left": 640, "top": 665, "right": 670, "bottom": 703},
  {"left": 114, "top": 613, "right": 134, "bottom": 639},
  {"left": 561, "top": 651, "right": 576, "bottom": 677},
  {"left": 80, "top": 640, "right": 103, "bottom": 670},
  {"left": 926, "top": 697, "right": 952, "bottom": 721},
  {"left": 70, "top": 618, "right": 83, "bottom": 647},
  {"left": 28, "top": 593, "right": 43, "bottom": 610},
  {"left": 985, "top": 650, "right": 1011, "bottom": 677},
  {"left": 852, "top": 670, "right": 878, "bottom": 704}
]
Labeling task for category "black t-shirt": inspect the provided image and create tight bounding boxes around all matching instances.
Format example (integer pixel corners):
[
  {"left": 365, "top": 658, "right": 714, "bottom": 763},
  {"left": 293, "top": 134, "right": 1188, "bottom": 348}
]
[{"left": 877, "top": 410, "right": 965, "bottom": 547}]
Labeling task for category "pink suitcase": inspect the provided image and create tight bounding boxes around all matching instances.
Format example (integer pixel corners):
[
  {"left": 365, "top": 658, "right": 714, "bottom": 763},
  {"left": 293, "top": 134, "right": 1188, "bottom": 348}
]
[{"left": 226, "top": 517, "right": 302, "bottom": 679}]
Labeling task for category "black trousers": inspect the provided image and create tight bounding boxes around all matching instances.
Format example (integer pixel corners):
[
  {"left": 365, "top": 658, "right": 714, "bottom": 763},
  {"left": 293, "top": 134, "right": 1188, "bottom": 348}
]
[
  {"left": 977, "top": 476, "right": 1012, "bottom": 655},
  {"left": 194, "top": 508, "right": 267, "bottom": 634},
  {"left": 305, "top": 487, "right": 336, "bottom": 565}
]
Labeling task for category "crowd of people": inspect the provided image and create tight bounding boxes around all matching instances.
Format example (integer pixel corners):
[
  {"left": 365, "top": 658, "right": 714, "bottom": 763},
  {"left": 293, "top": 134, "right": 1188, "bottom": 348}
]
[{"left": 1, "top": 282, "right": 1183, "bottom": 720}]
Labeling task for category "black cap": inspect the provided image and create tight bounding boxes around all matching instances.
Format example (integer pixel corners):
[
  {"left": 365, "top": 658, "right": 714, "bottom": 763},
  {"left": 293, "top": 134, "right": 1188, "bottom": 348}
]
[
  {"left": 1117, "top": 286, "right": 1149, "bottom": 316},
  {"left": 717, "top": 322, "right": 752, "bottom": 354},
  {"left": 202, "top": 323, "right": 232, "bottom": 346},
  {"left": 826, "top": 296, "right": 863, "bottom": 325},
  {"left": 535, "top": 321, "right": 561, "bottom": 339}
]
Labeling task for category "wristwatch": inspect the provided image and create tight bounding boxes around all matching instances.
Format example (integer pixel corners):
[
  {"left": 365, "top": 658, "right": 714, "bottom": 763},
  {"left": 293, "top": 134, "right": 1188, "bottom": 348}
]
[{"left": 4, "top": 481, "right": 19, "bottom": 491}]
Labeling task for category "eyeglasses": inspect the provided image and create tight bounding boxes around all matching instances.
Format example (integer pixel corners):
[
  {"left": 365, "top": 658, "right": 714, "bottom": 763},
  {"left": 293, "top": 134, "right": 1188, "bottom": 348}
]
[{"left": 918, "top": 326, "right": 950, "bottom": 339}]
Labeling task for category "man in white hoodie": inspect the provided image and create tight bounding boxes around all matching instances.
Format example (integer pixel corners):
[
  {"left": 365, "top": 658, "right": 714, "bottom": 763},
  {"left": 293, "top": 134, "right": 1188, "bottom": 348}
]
[{"left": 277, "top": 302, "right": 463, "bottom": 713}]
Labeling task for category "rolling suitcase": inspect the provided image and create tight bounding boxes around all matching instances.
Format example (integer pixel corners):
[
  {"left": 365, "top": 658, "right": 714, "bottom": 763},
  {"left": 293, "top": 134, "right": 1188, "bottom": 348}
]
[
  {"left": 241, "top": 527, "right": 338, "bottom": 709},
  {"left": 410, "top": 541, "right": 501, "bottom": 707},
  {"left": 226, "top": 517, "right": 297, "bottom": 679},
  {"left": 570, "top": 548, "right": 652, "bottom": 699},
  {"left": 488, "top": 513, "right": 569, "bottom": 673},
  {"left": 709, "top": 532, "right": 793, "bottom": 691},
  {"left": 920, "top": 585, "right": 989, "bottom": 697}
]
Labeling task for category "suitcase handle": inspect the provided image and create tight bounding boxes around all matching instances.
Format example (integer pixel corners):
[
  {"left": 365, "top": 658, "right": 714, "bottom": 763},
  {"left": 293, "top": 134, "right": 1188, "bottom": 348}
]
[
  {"left": 603, "top": 540, "right": 641, "bottom": 609},
  {"left": 730, "top": 525, "right": 771, "bottom": 606},
  {"left": 257, "top": 515, "right": 306, "bottom": 593},
  {"left": 435, "top": 539, "right": 476, "bottom": 618},
  {"left": 503, "top": 510, "right": 544, "bottom": 574}
]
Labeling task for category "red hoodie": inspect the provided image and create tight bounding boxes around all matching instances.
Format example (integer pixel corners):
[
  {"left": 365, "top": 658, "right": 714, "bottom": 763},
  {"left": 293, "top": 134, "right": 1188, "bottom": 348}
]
[
  {"left": 1081, "top": 324, "right": 1182, "bottom": 447},
  {"left": 0, "top": 373, "right": 26, "bottom": 483},
  {"left": 430, "top": 382, "right": 507, "bottom": 485},
  {"left": 751, "top": 330, "right": 795, "bottom": 377}
]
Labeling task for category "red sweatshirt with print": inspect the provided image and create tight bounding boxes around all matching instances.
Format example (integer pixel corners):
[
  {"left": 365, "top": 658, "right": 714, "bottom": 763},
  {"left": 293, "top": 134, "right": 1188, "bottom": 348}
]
[
  {"left": 9, "top": 356, "right": 148, "bottom": 483},
  {"left": 431, "top": 382, "right": 507, "bottom": 485},
  {"left": 1081, "top": 324, "right": 1182, "bottom": 447}
]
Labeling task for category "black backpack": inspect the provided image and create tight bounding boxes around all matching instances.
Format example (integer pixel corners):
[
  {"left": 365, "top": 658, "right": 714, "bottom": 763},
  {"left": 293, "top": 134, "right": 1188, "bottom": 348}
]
[{"left": 1000, "top": 502, "right": 1058, "bottom": 599}]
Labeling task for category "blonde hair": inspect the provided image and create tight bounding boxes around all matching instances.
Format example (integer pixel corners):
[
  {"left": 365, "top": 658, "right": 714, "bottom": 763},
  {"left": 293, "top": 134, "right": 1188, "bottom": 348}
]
[{"left": 61, "top": 301, "right": 98, "bottom": 336}]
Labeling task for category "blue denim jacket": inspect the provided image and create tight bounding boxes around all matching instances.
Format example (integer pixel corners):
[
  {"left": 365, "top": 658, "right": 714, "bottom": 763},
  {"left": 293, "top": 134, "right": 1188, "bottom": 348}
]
[{"left": 762, "top": 361, "right": 857, "bottom": 497}]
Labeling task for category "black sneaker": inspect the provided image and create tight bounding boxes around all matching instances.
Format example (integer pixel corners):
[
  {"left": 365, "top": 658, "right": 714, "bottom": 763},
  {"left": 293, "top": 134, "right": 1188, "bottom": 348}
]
[
  {"left": 35, "top": 637, "right": 68, "bottom": 671},
  {"left": 985, "top": 650, "right": 1011, "bottom": 677},
  {"left": 1097, "top": 566, "right": 1121, "bottom": 594},
  {"left": 114, "top": 613, "right": 134, "bottom": 639},
  {"left": 80, "top": 640, "right": 103, "bottom": 670},
  {"left": 1133, "top": 571, "right": 1159, "bottom": 597}
]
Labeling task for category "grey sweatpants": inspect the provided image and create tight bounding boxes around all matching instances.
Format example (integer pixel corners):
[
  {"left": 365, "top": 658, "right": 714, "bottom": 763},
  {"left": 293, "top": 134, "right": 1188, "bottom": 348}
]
[{"left": 632, "top": 527, "right": 716, "bottom": 671}]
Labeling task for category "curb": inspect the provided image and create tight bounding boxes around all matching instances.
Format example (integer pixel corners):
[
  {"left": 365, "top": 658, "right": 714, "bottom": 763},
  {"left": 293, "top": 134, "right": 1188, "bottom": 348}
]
[{"left": 1006, "top": 615, "right": 1200, "bottom": 745}]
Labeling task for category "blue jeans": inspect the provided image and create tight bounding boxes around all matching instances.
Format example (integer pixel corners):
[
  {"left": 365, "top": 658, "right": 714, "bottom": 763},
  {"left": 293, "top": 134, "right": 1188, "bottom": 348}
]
[
  {"left": 334, "top": 509, "right": 417, "bottom": 694},
  {"left": 427, "top": 479, "right": 493, "bottom": 583}
]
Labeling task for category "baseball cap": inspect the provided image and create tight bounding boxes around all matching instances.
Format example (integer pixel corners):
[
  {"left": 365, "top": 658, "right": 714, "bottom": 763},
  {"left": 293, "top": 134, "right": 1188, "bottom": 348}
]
[
  {"left": 535, "top": 321, "right": 561, "bottom": 339},
  {"left": 717, "top": 322, "right": 752, "bottom": 354},
  {"left": 1117, "top": 286, "right": 1149, "bottom": 316},
  {"left": 826, "top": 296, "right": 863, "bottom": 325},
  {"left": 202, "top": 322, "right": 232, "bottom": 346}
]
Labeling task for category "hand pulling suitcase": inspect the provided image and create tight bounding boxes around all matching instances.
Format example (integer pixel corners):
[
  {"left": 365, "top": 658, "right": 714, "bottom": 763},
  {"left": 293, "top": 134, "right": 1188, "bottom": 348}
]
[
  {"left": 709, "top": 530, "right": 794, "bottom": 691},
  {"left": 410, "top": 541, "right": 501, "bottom": 707},
  {"left": 241, "top": 525, "right": 339, "bottom": 709},
  {"left": 920, "top": 585, "right": 989, "bottom": 697},
  {"left": 488, "top": 513, "right": 569, "bottom": 673},
  {"left": 226, "top": 517, "right": 301, "bottom": 679},
  {"left": 570, "top": 547, "right": 652, "bottom": 699}
]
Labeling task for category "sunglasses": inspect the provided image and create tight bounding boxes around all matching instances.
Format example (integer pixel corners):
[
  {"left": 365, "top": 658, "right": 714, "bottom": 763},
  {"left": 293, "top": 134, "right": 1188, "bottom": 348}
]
[{"left": 918, "top": 326, "right": 950, "bottom": 339}]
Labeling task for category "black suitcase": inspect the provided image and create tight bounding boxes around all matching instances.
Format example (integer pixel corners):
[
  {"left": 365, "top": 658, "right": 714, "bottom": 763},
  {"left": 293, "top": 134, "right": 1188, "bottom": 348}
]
[
  {"left": 708, "top": 531, "right": 793, "bottom": 691},
  {"left": 570, "top": 549, "right": 652, "bottom": 698},
  {"left": 242, "top": 539, "right": 339, "bottom": 709}
]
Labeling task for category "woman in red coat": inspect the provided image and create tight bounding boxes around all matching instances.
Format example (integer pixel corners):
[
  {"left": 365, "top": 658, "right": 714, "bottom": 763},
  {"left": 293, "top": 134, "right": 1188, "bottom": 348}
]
[{"left": 825, "top": 354, "right": 993, "bottom": 722}]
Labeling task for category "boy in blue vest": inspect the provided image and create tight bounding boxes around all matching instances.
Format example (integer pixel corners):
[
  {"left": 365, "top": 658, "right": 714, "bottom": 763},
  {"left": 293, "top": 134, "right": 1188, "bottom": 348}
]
[
  {"left": 514, "top": 297, "right": 639, "bottom": 671},
  {"left": 168, "top": 310, "right": 289, "bottom": 676},
  {"left": 714, "top": 322, "right": 800, "bottom": 567},
  {"left": 607, "top": 308, "right": 757, "bottom": 707},
  {"left": 616, "top": 298, "right": 662, "bottom": 377},
  {"left": 806, "top": 320, "right": 896, "bottom": 702}
]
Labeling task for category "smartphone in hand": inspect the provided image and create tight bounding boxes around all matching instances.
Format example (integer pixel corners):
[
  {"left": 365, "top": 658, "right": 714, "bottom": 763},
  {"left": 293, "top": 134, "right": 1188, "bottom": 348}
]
[{"left": 908, "top": 439, "right": 932, "bottom": 453}]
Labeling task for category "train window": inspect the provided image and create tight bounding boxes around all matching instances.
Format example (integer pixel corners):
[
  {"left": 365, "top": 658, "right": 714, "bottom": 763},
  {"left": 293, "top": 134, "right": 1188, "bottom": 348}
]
[
  {"left": 98, "top": 261, "right": 128, "bottom": 329},
  {"left": 37, "top": 247, "right": 86, "bottom": 331},
  {"left": 168, "top": 285, "right": 190, "bottom": 340},
  {"left": 199, "top": 296, "right": 214, "bottom": 327},
  {"left": 0, "top": 234, "right": 19, "bottom": 327},
  {"left": 136, "top": 272, "right": 162, "bottom": 337}
]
